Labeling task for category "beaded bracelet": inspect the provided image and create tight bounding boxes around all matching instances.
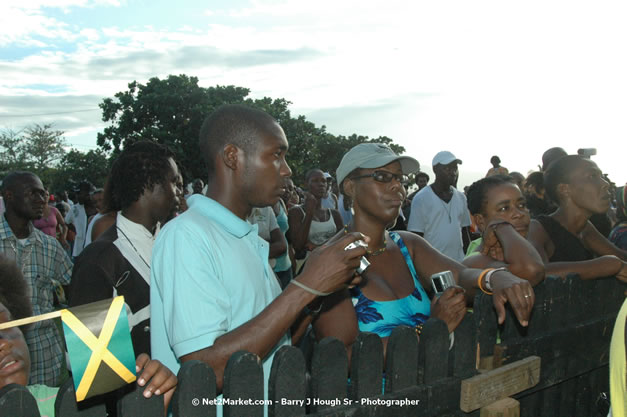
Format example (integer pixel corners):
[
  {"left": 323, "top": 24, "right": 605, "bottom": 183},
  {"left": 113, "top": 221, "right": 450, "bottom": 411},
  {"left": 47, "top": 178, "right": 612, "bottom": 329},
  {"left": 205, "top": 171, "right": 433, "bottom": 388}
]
[{"left": 477, "top": 268, "right": 495, "bottom": 295}]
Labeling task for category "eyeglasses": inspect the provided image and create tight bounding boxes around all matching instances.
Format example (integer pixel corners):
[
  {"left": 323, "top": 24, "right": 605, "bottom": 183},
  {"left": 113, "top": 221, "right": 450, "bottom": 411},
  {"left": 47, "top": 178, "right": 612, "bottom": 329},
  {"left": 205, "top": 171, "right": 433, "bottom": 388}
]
[{"left": 350, "top": 171, "right": 409, "bottom": 185}]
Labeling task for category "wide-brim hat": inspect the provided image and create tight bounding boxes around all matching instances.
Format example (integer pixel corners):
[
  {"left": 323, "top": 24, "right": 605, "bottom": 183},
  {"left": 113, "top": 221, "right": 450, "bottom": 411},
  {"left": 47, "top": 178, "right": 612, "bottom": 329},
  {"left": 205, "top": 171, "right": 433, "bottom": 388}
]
[{"left": 336, "top": 143, "right": 420, "bottom": 186}]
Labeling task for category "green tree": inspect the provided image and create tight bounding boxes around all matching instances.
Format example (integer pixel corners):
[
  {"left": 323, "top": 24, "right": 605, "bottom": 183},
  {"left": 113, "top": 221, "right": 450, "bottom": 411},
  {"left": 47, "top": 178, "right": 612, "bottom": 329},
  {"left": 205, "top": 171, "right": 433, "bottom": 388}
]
[
  {"left": 98, "top": 74, "right": 405, "bottom": 184},
  {"left": 0, "top": 128, "right": 29, "bottom": 174},
  {"left": 23, "top": 123, "right": 67, "bottom": 172},
  {"left": 98, "top": 75, "right": 250, "bottom": 180},
  {"left": 47, "top": 149, "right": 110, "bottom": 193}
]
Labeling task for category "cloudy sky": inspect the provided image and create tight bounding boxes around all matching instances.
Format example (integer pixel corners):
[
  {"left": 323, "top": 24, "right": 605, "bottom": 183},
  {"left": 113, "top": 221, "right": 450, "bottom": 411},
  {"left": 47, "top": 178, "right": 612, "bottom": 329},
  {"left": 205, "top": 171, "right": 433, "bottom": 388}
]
[{"left": 1, "top": 0, "right": 626, "bottom": 187}]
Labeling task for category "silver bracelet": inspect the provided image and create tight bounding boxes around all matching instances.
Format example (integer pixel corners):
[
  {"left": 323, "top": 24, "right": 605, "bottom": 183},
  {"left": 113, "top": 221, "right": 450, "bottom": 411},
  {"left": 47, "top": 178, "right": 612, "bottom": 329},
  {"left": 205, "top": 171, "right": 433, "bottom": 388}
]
[
  {"left": 484, "top": 267, "right": 508, "bottom": 291},
  {"left": 290, "top": 279, "right": 331, "bottom": 297}
]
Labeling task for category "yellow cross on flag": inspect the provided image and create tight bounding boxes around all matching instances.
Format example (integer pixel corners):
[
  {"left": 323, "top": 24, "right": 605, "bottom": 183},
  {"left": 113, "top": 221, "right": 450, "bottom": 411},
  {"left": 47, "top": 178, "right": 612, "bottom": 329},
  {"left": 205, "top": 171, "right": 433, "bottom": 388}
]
[{"left": 62, "top": 297, "right": 136, "bottom": 401}]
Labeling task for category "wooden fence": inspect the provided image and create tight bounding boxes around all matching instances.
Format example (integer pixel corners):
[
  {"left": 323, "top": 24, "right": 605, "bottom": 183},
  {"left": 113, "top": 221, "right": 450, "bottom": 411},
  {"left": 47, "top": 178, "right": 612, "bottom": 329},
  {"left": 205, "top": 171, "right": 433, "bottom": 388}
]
[{"left": 0, "top": 274, "right": 624, "bottom": 417}]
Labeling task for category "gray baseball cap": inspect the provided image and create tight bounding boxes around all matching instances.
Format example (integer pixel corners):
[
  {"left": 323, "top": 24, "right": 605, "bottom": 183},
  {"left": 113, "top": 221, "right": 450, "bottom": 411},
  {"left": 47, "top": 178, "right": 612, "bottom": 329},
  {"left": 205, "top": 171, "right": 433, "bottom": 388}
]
[{"left": 336, "top": 143, "right": 420, "bottom": 186}]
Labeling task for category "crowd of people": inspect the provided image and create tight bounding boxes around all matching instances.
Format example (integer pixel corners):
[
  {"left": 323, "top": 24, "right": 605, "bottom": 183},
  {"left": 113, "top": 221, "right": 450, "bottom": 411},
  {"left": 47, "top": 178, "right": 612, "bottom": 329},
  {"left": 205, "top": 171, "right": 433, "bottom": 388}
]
[{"left": 0, "top": 104, "right": 625, "bottom": 416}]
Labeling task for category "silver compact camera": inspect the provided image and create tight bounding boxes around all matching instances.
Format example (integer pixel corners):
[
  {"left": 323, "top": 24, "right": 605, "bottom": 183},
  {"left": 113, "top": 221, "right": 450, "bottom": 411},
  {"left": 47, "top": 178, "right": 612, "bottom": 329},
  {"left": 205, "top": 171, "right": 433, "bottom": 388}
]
[
  {"left": 344, "top": 240, "right": 370, "bottom": 274},
  {"left": 430, "top": 270, "right": 455, "bottom": 295}
]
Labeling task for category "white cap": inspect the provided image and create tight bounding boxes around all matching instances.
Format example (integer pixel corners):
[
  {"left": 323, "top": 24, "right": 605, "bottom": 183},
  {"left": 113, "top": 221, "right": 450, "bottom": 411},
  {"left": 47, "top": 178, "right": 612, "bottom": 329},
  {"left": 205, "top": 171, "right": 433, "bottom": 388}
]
[{"left": 432, "top": 151, "right": 462, "bottom": 167}]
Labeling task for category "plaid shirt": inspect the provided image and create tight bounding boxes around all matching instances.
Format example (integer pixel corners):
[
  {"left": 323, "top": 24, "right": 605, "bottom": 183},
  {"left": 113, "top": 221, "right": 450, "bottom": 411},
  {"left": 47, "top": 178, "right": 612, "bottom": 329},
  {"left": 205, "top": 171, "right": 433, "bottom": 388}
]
[{"left": 0, "top": 215, "right": 73, "bottom": 386}]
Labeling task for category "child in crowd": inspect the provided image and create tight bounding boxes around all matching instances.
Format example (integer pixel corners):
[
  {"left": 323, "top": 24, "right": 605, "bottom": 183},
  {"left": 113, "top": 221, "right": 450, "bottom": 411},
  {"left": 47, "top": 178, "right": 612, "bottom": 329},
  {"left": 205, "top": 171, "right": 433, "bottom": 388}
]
[{"left": 0, "top": 254, "right": 177, "bottom": 416}]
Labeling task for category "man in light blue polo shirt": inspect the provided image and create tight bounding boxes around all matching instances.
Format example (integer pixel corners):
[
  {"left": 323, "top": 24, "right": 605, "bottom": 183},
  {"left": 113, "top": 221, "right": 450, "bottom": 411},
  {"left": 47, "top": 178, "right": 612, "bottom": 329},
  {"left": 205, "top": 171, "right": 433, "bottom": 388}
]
[{"left": 150, "top": 105, "right": 368, "bottom": 415}]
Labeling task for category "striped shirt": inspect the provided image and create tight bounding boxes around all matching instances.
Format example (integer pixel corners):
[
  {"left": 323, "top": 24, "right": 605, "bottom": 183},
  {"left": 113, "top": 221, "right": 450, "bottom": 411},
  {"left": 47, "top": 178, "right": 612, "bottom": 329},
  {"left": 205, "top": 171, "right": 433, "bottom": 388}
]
[{"left": 0, "top": 215, "right": 73, "bottom": 386}]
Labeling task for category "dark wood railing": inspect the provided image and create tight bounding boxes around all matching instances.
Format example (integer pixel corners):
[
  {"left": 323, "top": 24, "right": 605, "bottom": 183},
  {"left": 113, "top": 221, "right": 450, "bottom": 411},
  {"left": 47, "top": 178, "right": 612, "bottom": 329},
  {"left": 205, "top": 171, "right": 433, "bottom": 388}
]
[{"left": 0, "top": 274, "right": 623, "bottom": 417}]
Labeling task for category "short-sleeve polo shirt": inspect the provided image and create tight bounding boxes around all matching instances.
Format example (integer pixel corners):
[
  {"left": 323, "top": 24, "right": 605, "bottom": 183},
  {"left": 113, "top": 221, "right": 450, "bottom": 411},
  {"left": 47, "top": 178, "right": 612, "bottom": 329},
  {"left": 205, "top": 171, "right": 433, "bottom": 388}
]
[{"left": 150, "top": 194, "right": 289, "bottom": 381}]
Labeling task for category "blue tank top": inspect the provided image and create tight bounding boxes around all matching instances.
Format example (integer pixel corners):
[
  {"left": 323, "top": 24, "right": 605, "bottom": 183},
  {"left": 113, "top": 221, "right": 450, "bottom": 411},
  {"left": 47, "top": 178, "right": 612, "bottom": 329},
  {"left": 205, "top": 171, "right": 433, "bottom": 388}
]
[
  {"left": 350, "top": 232, "right": 431, "bottom": 337},
  {"left": 273, "top": 203, "right": 291, "bottom": 272}
]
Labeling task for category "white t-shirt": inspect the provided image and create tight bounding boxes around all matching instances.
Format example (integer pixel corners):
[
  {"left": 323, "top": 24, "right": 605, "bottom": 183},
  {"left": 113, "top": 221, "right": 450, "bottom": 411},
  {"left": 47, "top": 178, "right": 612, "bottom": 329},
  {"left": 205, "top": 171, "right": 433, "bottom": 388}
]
[
  {"left": 247, "top": 206, "right": 279, "bottom": 242},
  {"left": 65, "top": 203, "right": 87, "bottom": 257},
  {"left": 407, "top": 185, "right": 471, "bottom": 262}
]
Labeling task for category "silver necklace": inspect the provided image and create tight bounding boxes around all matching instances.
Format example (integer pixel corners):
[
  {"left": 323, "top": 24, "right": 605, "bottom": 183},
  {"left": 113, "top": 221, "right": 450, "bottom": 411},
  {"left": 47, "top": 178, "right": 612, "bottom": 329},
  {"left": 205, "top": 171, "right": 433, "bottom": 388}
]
[{"left": 9, "top": 240, "right": 32, "bottom": 275}]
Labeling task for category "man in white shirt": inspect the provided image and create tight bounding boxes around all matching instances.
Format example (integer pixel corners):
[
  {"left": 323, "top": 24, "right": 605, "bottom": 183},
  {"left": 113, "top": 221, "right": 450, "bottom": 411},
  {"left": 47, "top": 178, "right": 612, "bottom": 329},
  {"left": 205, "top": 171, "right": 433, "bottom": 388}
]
[
  {"left": 64, "top": 182, "right": 93, "bottom": 258},
  {"left": 408, "top": 151, "right": 472, "bottom": 261}
]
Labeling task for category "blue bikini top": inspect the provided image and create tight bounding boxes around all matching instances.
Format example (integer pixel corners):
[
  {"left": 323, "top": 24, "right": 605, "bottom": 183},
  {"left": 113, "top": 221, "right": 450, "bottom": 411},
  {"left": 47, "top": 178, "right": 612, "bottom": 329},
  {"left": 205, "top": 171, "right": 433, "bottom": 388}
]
[{"left": 349, "top": 231, "right": 431, "bottom": 337}]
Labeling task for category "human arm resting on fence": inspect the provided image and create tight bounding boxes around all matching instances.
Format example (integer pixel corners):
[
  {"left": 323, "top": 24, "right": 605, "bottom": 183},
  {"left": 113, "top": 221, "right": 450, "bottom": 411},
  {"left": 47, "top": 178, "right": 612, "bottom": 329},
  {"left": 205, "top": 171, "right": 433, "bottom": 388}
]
[
  {"left": 398, "top": 231, "right": 534, "bottom": 326},
  {"left": 528, "top": 218, "right": 627, "bottom": 280},
  {"left": 582, "top": 220, "right": 627, "bottom": 260},
  {"left": 544, "top": 256, "right": 627, "bottom": 281},
  {"left": 463, "top": 221, "right": 545, "bottom": 286}
]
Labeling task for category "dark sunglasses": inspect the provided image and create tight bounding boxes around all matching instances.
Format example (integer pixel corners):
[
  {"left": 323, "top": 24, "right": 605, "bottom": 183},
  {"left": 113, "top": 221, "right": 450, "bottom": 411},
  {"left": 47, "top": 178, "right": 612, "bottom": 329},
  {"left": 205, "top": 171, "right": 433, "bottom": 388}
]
[{"left": 350, "top": 170, "right": 409, "bottom": 185}]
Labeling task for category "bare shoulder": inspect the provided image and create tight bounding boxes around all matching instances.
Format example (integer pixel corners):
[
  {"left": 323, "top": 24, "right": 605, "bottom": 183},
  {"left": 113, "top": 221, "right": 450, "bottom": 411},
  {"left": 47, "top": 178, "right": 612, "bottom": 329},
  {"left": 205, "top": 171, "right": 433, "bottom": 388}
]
[
  {"left": 394, "top": 230, "right": 433, "bottom": 255},
  {"left": 288, "top": 205, "right": 304, "bottom": 218},
  {"left": 527, "top": 219, "right": 548, "bottom": 243},
  {"left": 92, "top": 213, "right": 116, "bottom": 241}
]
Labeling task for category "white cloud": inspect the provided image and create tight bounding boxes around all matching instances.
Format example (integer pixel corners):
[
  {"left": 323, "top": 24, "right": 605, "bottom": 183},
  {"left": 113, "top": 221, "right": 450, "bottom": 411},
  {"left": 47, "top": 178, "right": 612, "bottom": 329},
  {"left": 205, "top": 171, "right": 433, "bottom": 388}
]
[{"left": 1, "top": 0, "right": 626, "bottom": 182}]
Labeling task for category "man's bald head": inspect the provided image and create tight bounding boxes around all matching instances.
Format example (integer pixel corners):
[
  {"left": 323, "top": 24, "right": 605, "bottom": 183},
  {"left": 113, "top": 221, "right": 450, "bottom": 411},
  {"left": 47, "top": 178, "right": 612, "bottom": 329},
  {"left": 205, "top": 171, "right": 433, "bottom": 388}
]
[
  {"left": 199, "top": 104, "right": 280, "bottom": 175},
  {"left": 1, "top": 171, "right": 38, "bottom": 197}
]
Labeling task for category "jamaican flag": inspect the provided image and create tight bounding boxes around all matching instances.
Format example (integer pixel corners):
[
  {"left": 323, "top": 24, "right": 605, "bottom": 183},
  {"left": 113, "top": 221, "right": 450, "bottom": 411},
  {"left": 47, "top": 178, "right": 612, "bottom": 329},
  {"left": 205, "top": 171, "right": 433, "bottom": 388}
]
[{"left": 62, "top": 296, "right": 136, "bottom": 401}]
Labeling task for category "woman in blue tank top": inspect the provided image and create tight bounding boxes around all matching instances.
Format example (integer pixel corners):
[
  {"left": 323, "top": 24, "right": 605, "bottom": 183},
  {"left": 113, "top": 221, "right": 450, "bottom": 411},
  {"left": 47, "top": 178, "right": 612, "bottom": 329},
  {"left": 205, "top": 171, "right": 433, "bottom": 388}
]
[{"left": 312, "top": 143, "right": 535, "bottom": 356}]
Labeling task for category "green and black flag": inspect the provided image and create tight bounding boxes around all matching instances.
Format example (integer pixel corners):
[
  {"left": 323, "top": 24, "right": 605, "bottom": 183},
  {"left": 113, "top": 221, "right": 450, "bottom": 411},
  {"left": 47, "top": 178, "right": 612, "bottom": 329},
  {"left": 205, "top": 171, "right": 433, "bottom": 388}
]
[{"left": 61, "top": 296, "right": 136, "bottom": 401}]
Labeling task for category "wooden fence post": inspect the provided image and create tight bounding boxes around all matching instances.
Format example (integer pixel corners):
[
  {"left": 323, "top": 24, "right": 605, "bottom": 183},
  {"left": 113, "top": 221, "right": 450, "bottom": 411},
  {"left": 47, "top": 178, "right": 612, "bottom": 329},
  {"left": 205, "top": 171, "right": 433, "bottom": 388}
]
[
  {"left": 223, "top": 351, "right": 264, "bottom": 417},
  {"left": 349, "top": 332, "right": 383, "bottom": 401},
  {"left": 418, "top": 318, "right": 449, "bottom": 384},
  {"left": 117, "top": 380, "right": 165, "bottom": 416},
  {"left": 310, "top": 337, "right": 348, "bottom": 413},
  {"left": 172, "top": 360, "right": 217, "bottom": 417},
  {"left": 0, "top": 383, "right": 40, "bottom": 417},
  {"left": 475, "top": 292, "right": 498, "bottom": 367},
  {"left": 385, "top": 326, "right": 418, "bottom": 393},
  {"left": 268, "top": 345, "right": 306, "bottom": 417},
  {"left": 449, "top": 311, "right": 477, "bottom": 379},
  {"left": 54, "top": 379, "right": 107, "bottom": 417}
]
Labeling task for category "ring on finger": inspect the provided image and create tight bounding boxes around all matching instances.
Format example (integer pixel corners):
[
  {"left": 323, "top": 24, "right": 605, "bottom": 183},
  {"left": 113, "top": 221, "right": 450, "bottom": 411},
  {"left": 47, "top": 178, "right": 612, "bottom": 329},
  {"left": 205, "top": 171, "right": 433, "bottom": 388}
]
[{"left": 524, "top": 294, "right": 530, "bottom": 299}]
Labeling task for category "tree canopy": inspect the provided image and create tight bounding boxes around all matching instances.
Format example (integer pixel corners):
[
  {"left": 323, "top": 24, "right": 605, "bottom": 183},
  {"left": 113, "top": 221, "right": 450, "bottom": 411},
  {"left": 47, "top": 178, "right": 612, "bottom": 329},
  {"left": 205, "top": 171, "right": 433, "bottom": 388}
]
[
  {"left": 0, "top": 125, "right": 110, "bottom": 193},
  {"left": 98, "top": 74, "right": 405, "bottom": 185}
]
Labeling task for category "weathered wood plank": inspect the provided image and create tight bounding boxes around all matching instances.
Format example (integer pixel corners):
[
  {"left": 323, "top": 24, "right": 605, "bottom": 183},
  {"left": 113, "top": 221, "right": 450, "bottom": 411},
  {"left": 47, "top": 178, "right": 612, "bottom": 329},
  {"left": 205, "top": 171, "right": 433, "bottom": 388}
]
[
  {"left": 385, "top": 326, "right": 418, "bottom": 392},
  {"left": 223, "top": 351, "right": 264, "bottom": 417},
  {"left": 0, "top": 383, "right": 41, "bottom": 417},
  {"left": 54, "top": 379, "right": 108, "bottom": 417},
  {"left": 474, "top": 293, "right": 499, "bottom": 358},
  {"left": 460, "top": 356, "right": 540, "bottom": 412},
  {"left": 268, "top": 345, "right": 306, "bottom": 417},
  {"left": 418, "top": 318, "right": 449, "bottom": 383},
  {"left": 480, "top": 397, "right": 519, "bottom": 417},
  {"left": 449, "top": 312, "right": 477, "bottom": 379},
  {"left": 117, "top": 381, "right": 165, "bottom": 417},
  {"left": 310, "top": 337, "right": 348, "bottom": 413},
  {"left": 492, "top": 317, "right": 614, "bottom": 393},
  {"left": 172, "top": 360, "right": 217, "bottom": 417},
  {"left": 349, "top": 332, "right": 383, "bottom": 401}
]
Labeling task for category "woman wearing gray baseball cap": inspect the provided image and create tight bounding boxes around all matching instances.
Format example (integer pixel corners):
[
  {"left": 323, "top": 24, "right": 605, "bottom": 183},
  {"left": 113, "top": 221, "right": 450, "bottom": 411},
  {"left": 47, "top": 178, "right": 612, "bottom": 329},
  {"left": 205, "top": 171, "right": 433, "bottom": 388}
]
[{"left": 312, "top": 143, "right": 534, "bottom": 356}]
